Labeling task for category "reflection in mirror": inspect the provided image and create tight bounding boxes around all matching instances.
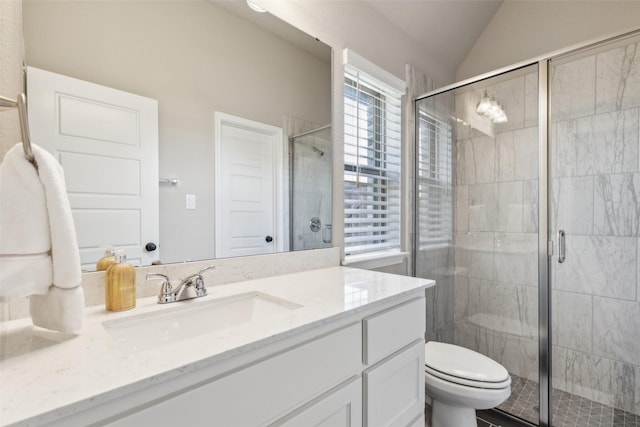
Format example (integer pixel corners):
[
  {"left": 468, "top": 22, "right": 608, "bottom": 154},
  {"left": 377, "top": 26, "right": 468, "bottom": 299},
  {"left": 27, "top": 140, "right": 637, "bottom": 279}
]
[
  {"left": 22, "top": 0, "right": 332, "bottom": 270},
  {"left": 290, "top": 125, "right": 332, "bottom": 251}
]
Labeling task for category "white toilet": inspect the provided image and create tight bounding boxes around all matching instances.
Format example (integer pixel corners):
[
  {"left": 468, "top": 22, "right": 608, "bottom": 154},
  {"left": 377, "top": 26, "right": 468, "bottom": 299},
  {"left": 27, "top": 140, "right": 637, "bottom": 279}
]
[{"left": 424, "top": 342, "right": 511, "bottom": 427}]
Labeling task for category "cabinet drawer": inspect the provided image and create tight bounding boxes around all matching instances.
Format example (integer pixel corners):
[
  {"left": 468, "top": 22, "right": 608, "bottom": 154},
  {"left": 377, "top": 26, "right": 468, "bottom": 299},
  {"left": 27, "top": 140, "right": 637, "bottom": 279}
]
[
  {"left": 363, "top": 297, "right": 425, "bottom": 365},
  {"left": 107, "top": 323, "right": 362, "bottom": 427},
  {"left": 364, "top": 340, "right": 425, "bottom": 427},
  {"left": 274, "top": 377, "right": 362, "bottom": 427}
]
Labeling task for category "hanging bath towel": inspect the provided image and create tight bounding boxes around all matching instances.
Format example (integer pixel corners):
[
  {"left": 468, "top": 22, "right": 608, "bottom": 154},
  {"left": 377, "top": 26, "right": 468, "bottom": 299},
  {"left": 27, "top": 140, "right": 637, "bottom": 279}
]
[{"left": 0, "top": 143, "right": 83, "bottom": 333}]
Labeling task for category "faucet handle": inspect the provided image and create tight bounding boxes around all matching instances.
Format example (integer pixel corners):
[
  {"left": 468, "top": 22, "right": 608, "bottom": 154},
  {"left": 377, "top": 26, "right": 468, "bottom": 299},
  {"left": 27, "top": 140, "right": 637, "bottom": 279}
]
[
  {"left": 194, "top": 265, "right": 214, "bottom": 297},
  {"left": 146, "top": 273, "right": 175, "bottom": 304},
  {"left": 197, "top": 265, "right": 216, "bottom": 275},
  {"left": 181, "top": 265, "right": 214, "bottom": 297}
]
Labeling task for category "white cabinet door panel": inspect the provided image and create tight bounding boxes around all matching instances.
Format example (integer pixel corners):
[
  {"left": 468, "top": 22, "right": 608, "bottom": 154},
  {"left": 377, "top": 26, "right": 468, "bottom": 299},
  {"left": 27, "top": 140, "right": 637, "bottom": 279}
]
[
  {"left": 364, "top": 340, "right": 425, "bottom": 427},
  {"left": 406, "top": 413, "right": 425, "bottom": 427},
  {"left": 276, "top": 377, "right": 362, "bottom": 427}
]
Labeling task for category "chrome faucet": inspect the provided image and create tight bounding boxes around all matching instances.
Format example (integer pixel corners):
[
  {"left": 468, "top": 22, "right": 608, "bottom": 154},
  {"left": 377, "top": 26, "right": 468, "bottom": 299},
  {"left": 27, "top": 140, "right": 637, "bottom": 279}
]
[{"left": 146, "top": 265, "right": 215, "bottom": 304}]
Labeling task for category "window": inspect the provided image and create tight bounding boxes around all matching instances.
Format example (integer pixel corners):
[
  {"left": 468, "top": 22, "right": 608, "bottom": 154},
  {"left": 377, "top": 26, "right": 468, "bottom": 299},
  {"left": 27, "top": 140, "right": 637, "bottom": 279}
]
[
  {"left": 343, "top": 53, "right": 403, "bottom": 257},
  {"left": 417, "top": 110, "right": 452, "bottom": 248}
]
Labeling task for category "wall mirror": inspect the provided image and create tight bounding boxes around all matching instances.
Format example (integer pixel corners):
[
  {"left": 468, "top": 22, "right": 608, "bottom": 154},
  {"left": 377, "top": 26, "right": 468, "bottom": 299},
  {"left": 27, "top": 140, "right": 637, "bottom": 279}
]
[{"left": 22, "top": 0, "right": 332, "bottom": 270}]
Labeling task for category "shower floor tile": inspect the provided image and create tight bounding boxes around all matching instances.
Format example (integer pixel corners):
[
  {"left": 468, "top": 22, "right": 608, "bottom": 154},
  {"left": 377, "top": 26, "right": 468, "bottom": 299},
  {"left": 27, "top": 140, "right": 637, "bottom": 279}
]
[{"left": 498, "top": 374, "right": 640, "bottom": 426}]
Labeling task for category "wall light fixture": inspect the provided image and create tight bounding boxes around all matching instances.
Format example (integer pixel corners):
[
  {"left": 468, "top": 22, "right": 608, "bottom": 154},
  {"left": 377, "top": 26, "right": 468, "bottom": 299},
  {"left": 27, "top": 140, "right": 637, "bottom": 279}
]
[{"left": 476, "top": 91, "right": 508, "bottom": 123}]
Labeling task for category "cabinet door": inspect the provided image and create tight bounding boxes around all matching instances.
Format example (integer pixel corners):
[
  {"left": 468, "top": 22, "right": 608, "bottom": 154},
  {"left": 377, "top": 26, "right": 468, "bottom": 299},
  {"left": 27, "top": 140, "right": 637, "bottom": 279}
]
[
  {"left": 406, "top": 413, "right": 425, "bottom": 427},
  {"left": 276, "top": 377, "right": 362, "bottom": 427},
  {"left": 364, "top": 340, "right": 424, "bottom": 427}
]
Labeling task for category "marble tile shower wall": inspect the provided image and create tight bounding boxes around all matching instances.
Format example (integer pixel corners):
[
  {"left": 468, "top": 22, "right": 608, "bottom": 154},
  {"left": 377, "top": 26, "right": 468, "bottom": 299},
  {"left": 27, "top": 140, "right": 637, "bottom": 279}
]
[
  {"left": 453, "top": 70, "right": 540, "bottom": 388},
  {"left": 550, "top": 40, "right": 640, "bottom": 416}
]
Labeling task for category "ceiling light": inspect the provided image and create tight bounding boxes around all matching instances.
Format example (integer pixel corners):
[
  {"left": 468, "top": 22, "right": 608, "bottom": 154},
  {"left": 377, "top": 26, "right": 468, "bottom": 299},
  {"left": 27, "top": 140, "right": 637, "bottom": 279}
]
[
  {"left": 246, "top": 0, "right": 267, "bottom": 13},
  {"left": 476, "top": 90, "right": 508, "bottom": 124},
  {"left": 476, "top": 91, "right": 491, "bottom": 116}
]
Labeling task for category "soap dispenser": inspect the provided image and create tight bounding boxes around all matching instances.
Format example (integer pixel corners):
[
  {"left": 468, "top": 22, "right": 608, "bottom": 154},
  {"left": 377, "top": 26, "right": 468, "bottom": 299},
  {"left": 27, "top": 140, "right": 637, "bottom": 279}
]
[
  {"left": 96, "top": 247, "right": 116, "bottom": 271},
  {"left": 105, "top": 251, "right": 136, "bottom": 311}
]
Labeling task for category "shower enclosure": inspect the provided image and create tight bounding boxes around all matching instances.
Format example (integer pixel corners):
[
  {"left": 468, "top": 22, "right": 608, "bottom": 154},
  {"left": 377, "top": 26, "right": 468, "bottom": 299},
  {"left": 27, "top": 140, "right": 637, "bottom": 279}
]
[
  {"left": 289, "top": 125, "right": 332, "bottom": 251},
  {"left": 415, "top": 30, "right": 640, "bottom": 426}
]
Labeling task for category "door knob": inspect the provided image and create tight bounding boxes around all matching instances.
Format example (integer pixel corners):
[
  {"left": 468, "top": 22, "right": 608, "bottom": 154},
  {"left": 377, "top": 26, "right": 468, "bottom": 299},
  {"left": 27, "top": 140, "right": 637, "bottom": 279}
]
[
  {"left": 265, "top": 235, "right": 273, "bottom": 243},
  {"left": 145, "top": 242, "right": 157, "bottom": 252}
]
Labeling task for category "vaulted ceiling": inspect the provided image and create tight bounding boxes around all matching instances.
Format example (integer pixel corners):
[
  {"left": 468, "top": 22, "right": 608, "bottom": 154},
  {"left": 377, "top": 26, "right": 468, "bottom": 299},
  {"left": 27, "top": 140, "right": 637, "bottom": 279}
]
[
  {"left": 363, "top": 0, "right": 503, "bottom": 73},
  {"left": 217, "top": 0, "right": 504, "bottom": 75}
]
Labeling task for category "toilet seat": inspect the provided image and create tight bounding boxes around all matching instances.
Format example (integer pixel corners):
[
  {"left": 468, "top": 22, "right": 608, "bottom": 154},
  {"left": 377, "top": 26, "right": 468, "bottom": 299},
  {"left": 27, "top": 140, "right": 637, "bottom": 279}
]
[
  {"left": 425, "top": 365, "right": 511, "bottom": 389},
  {"left": 425, "top": 342, "right": 511, "bottom": 389}
]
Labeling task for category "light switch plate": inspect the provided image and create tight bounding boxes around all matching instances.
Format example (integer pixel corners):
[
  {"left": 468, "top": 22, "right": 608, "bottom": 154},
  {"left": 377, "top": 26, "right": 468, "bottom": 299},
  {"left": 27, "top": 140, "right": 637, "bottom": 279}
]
[{"left": 186, "top": 194, "right": 196, "bottom": 210}]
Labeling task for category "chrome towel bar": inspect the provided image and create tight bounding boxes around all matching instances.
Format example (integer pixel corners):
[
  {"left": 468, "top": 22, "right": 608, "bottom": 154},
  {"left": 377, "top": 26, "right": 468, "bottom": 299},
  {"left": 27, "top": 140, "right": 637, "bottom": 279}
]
[
  {"left": 0, "top": 93, "right": 35, "bottom": 166},
  {"left": 159, "top": 178, "right": 179, "bottom": 186}
]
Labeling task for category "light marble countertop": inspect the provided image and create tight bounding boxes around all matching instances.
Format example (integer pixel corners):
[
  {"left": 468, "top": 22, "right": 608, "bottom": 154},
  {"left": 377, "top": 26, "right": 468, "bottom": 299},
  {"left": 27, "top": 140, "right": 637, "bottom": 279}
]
[{"left": 0, "top": 266, "right": 433, "bottom": 426}]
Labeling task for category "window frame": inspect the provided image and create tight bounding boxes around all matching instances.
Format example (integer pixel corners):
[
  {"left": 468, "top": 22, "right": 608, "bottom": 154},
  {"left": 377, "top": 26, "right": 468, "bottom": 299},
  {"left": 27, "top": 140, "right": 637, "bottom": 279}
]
[{"left": 343, "top": 72, "right": 402, "bottom": 257}]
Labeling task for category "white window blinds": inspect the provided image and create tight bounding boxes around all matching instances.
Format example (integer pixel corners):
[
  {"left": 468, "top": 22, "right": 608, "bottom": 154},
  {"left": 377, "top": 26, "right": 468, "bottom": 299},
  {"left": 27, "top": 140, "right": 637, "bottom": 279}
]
[
  {"left": 343, "top": 53, "right": 403, "bottom": 257},
  {"left": 417, "top": 110, "right": 452, "bottom": 248}
]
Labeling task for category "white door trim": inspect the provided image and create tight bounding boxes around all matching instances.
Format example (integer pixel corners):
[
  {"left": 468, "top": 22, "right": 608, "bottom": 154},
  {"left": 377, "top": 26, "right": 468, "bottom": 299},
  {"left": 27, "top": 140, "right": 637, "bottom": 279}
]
[{"left": 214, "top": 112, "right": 285, "bottom": 257}]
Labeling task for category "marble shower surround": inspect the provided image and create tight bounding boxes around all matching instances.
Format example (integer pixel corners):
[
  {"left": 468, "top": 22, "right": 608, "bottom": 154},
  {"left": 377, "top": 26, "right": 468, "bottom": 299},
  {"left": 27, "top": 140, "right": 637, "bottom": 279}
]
[{"left": 549, "top": 38, "right": 640, "bottom": 415}]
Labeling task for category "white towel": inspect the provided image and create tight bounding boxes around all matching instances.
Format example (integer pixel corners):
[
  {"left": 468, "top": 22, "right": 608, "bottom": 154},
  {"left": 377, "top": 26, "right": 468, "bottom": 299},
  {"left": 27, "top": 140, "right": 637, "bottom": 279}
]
[
  {"left": 0, "top": 143, "right": 83, "bottom": 333},
  {"left": 30, "top": 287, "right": 84, "bottom": 334}
]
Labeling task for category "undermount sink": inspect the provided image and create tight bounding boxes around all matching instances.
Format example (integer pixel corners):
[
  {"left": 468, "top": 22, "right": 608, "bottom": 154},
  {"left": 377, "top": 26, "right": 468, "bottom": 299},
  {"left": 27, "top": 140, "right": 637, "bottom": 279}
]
[{"left": 103, "top": 292, "right": 301, "bottom": 351}]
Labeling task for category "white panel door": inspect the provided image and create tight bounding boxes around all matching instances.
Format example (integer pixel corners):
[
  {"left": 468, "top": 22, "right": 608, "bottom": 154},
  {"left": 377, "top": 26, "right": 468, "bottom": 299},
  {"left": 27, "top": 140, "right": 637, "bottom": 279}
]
[
  {"left": 215, "top": 112, "right": 284, "bottom": 258},
  {"left": 26, "top": 66, "right": 159, "bottom": 269}
]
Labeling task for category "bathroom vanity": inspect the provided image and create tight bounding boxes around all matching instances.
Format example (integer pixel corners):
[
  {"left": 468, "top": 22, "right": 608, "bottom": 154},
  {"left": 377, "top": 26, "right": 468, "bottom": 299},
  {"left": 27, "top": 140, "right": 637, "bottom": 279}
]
[{"left": 0, "top": 267, "right": 432, "bottom": 426}]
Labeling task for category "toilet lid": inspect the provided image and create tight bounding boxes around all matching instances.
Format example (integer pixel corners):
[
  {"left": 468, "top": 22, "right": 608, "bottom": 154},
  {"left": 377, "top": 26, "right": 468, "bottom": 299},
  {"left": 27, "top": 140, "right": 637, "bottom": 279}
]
[{"left": 425, "top": 342, "right": 510, "bottom": 385}]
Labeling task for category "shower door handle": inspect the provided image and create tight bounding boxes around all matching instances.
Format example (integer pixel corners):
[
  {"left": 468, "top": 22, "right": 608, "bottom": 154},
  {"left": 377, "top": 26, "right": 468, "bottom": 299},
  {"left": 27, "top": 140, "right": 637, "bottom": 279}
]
[
  {"left": 322, "top": 224, "right": 332, "bottom": 243},
  {"left": 557, "top": 229, "right": 566, "bottom": 263}
]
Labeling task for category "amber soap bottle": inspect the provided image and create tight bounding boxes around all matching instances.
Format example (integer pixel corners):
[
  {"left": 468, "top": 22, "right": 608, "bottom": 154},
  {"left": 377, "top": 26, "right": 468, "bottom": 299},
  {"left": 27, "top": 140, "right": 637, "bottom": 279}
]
[
  {"left": 96, "top": 247, "right": 116, "bottom": 271},
  {"left": 105, "top": 252, "right": 136, "bottom": 311}
]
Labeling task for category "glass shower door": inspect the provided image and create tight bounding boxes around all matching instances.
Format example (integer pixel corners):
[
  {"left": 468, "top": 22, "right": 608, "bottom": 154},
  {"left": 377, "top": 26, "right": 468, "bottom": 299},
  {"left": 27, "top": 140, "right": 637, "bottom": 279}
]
[
  {"left": 416, "top": 64, "right": 540, "bottom": 425},
  {"left": 549, "top": 34, "right": 640, "bottom": 426}
]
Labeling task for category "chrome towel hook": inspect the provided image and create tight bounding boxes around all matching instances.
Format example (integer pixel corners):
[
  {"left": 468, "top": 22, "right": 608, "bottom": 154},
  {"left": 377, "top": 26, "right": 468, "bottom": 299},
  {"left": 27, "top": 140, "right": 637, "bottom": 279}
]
[{"left": 0, "top": 93, "right": 35, "bottom": 167}]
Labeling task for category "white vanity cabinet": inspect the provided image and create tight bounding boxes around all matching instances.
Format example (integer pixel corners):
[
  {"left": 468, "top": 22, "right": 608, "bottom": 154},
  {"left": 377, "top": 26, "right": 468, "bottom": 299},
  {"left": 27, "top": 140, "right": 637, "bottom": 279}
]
[
  {"left": 103, "top": 296, "right": 425, "bottom": 427},
  {"left": 3, "top": 268, "right": 432, "bottom": 427}
]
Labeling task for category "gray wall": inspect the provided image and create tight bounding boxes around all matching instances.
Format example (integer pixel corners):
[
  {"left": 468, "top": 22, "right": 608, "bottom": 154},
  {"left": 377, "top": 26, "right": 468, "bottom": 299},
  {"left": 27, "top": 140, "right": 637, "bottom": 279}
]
[
  {"left": 22, "top": 0, "right": 331, "bottom": 264},
  {"left": 0, "top": 0, "right": 23, "bottom": 159},
  {"left": 457, "top": 0, "right": 640, "bottom": 80}
]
